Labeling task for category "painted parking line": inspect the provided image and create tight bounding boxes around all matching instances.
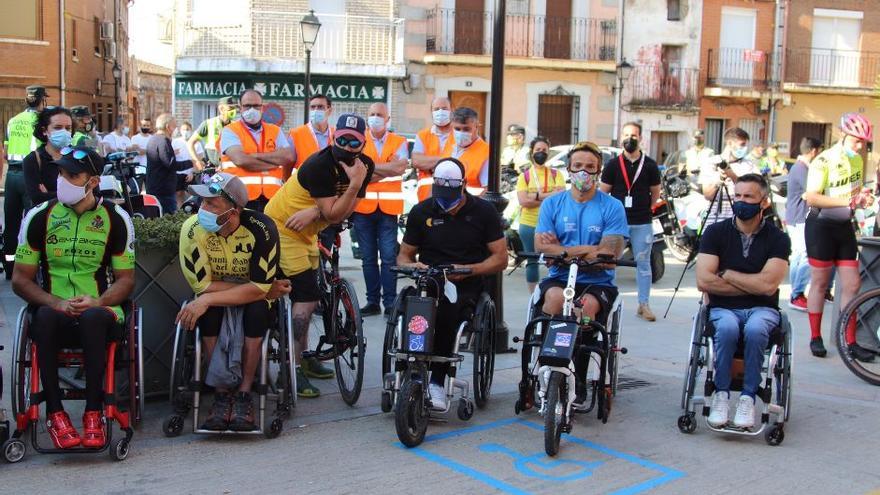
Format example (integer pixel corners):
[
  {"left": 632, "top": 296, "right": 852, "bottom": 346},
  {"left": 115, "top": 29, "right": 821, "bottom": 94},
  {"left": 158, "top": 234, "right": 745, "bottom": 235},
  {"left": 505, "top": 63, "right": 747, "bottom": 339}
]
[{"left": 398, "top": 418, "right": 685, "bottom": 495}]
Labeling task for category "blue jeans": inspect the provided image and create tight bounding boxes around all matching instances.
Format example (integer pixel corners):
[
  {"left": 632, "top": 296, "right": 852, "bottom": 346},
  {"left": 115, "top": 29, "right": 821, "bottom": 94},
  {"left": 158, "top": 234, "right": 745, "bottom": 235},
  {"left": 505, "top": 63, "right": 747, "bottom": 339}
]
[
  {"left": 518, "top": 223, "right": 538, "bottom": 283},
  {"left": 787, "top": 223, "right": 810, "bottom": 298},
  {"left": 351, "top": 211, "right": 399, "bottom": 308},
  {"left": 629, "top": 223, "right": 653, "bottom": 304},
  {"left": 709, "top": 307, "right": 779, "bottom": 398},
  {"left": 157, "top": 195, "right": 178, "bottom": 215}
]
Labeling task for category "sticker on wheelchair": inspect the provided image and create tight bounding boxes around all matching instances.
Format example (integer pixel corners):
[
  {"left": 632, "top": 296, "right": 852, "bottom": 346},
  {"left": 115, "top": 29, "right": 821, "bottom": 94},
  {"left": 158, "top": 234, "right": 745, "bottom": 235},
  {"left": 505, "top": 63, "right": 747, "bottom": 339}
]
[
  {"left": 408, "top": 334, "right": 426, "bottom": 352},
  {"left": 553, "top": 332, "right": 573, "bottom": 347},
  {"left": 408, "top": 315, "right": 429, "bottom": 335}
]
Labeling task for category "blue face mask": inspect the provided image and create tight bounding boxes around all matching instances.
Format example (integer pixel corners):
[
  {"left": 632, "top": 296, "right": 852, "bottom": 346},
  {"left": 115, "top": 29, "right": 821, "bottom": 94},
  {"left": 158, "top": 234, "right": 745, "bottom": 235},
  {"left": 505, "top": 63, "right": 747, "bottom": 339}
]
[
  {"left": 310, "top": 109, "right": 326, "bottom": 125},
  {"left": 198, "top": 207, "right": 232, "bottom": 233},
  {"left": 844, "top": 147, "right": 858, "bottom": 158},
  {"left": 49, "top": 129, "right": 71, "bottom": 149},
  {"left": 732, "top": 146, "right": 748, "bottom": 160}
]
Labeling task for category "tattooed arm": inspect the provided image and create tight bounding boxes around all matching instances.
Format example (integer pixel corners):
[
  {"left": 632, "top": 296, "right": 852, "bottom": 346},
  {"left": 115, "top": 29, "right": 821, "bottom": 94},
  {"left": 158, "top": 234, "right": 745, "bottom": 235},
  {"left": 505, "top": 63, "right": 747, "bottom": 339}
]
[{"left": 595, "top": 234, "right": 625, "bottom": 258}]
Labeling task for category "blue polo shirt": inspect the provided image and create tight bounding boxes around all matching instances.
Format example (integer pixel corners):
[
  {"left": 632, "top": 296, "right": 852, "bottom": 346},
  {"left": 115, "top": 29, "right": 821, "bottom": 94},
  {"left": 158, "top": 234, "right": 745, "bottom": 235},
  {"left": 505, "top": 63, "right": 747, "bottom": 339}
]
[{"left": 536, "top": 190, "right": 629, "bottom": 286}]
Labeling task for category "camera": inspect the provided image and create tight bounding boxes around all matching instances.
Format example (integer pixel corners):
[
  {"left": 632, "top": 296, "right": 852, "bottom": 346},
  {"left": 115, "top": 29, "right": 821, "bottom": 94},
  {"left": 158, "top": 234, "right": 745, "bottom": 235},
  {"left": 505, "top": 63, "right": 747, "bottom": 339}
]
[{"left": 717, "top": 160, "right": 729, "bottom": 171}]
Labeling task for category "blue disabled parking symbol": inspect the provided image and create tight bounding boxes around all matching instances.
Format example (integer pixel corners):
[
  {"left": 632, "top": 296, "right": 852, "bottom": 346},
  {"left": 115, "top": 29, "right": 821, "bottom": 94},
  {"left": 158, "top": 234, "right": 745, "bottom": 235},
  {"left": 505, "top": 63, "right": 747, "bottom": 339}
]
[{"left": 399, "top": 418, "right": 685, "bottom": 494}]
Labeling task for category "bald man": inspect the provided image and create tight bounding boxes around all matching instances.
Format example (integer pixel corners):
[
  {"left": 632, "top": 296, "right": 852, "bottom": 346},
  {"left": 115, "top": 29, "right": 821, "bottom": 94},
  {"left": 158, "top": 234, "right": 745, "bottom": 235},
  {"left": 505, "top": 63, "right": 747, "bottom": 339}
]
[
  {"left": 412, "top": 97, "right": 456, "bottom": 201},
  {"left": 351, "top": 103, "right": 409, "bottom": 317}
]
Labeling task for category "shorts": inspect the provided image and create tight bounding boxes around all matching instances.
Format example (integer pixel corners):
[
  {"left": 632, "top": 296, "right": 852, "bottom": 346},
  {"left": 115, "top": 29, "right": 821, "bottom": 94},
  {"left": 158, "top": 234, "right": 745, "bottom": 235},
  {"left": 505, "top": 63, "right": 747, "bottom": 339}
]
[
  {"left": 287, "top": 267, "right": 322, "bottom": 303},
  {"left": 805, "top": 211, "right": 858, "bottom": 266},
  {"left": 278, "top": 233, "right": 320, "bottom": 277},
  {"left": 537, "top": 279, "right": 619, "bottom": 326},
  {"left": 197, "top": 300, "right": 271, "bottom": 339}
]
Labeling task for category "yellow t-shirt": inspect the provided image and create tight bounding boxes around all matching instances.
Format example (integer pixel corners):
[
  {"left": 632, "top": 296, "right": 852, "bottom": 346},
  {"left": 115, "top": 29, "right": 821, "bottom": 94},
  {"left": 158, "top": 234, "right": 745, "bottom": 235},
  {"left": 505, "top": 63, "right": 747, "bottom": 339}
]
[{"left": 516, "top": 166, "right": 566, "bottom": 227}]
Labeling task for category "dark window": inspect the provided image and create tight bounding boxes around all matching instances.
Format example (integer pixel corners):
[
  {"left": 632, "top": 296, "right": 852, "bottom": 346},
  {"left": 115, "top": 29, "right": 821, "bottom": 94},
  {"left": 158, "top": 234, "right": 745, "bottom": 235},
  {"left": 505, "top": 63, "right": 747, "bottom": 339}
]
[
  {"left": 71, "top": 19, "right": 78, "bottom": 59},
  {"left": 94, "top": 17, "right": 101, "bottom": 56},
  {"left": 668, "top": 0, "right": 681, "bottom": 21}
]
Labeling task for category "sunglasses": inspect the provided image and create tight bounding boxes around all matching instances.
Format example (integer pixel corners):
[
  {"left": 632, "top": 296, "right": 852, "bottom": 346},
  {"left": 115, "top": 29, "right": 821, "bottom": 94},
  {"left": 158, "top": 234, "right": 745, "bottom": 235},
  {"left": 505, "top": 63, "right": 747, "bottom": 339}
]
[
  {"left": 208, "top": 174, "right": 237, "bottom": 204},
  {"left": 434, "top": 177, "right": 464, "bottom": 188},
  {"left": 335, "top": 135, "right": 363, "bottom": 148},
  {"left": 60, "top": 146, "right": 89, "bottom": 160}
]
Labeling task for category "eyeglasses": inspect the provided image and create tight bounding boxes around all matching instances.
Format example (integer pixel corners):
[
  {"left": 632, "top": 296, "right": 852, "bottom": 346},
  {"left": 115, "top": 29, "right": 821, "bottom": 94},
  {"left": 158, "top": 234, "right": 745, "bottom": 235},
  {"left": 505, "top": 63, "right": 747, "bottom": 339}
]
[
  {"left": 433, "top": 177, "right": 464, "bottom": 188},
  {"left": 335, "top": 135, "right": 363, "bottom": 148}
]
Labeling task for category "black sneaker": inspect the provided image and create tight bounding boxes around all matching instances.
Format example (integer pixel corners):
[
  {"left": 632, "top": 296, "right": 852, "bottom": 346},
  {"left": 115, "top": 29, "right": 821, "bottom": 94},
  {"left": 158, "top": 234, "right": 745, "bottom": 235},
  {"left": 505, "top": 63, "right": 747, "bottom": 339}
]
[
  {"left": 200, "top": 392, "right": 232, "bottom": 430},
  {"left": 360, "top": 303, "right": 381, "bottom": 316},
  {"left": 810, "top": 337, "right": 827, "bottom": 358},
  {"left": 228, "top": 392, "right": 258, "bottom": 431},
  {"left": 848, "top": 343, "right": 876, "bottom": 363},
  {"left": 572, "top": 380, "right": 588, "bottom": 410}
]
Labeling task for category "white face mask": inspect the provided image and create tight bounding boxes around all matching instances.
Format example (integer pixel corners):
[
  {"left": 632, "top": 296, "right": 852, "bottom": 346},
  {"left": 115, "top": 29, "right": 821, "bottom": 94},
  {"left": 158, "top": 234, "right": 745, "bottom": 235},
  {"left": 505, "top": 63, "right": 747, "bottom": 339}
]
[
  {"left": 56, "top": 175, "right": 89, "bottom": 206},
  {"left": 121, "top": 126, "right": 130, "bottom": 135},
  {"left": 432, "top": 109, "right": 451, "bottom": 127},
  {"left": 367, "top": 116, "right": 385, "bottom": 132},
  {"left": 242, "top": 108, "right": 262, "bottom": 125},
  {"left": 454, "top": 130, "right": 473, "bottom": 148}
]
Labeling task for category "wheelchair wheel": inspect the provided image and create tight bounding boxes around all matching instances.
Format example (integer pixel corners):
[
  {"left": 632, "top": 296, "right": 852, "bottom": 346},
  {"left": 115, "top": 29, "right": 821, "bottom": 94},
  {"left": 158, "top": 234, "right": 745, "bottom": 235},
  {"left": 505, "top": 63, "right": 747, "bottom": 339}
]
[
  {"left": 776, "top": 319, "right": 793, "bottom": 422},
  {"left": 333, "top": 279, "right": 364, "bottom": 406},
  {"left": 680, "top": 307, "right": 706, "bottom": 410},
  {"left": 11, "top": 307, "right": 30, "bottom": 418},
  {"left": 119, "top": 307, "right": 144, "bottom": 428},
  {"left": 277, "top": 296, "right": 297, "bottom": 414},
  {"left": 606, "top": 303, "right": 623, "bottom": 397},
  {"left": 395, "top": 375, "right": 428, "bottom": 448},
  {"left": 544, "top": 371, "right": 566, "bottom": 457},
  {"left": 472, "top": 294, "right": 496, "bottom": 409},
  {"left": 2, "top": 438, "right": 25, "bottom": 463},
  {"left": 168, "top": 318, "right": 195, "bottom": 414}
]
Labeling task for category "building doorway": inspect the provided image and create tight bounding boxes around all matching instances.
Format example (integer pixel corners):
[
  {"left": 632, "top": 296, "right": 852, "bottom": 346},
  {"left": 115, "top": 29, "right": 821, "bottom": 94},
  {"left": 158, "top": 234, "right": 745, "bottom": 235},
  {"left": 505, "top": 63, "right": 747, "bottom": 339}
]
[
  {"left": 790, "top": 121, "right": 831, "bottom": 159},
  {"left": 449, "top": 90, "right": 487, "bottom": 138},
  {"left": 537, "top": 88, "right": 578, "bottom": 146}
]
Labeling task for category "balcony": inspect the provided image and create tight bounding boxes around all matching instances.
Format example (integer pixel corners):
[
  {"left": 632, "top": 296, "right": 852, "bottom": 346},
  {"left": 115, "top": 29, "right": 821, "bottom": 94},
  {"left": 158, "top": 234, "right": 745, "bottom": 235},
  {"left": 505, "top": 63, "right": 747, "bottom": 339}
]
[
  {"left": 625, "top": 65, "right": 699, "bottom": 113},
  {"left": 705, "top": 47, "right": 772, "bottom": 97},
  {"left": 424, "top": 7, "right": 616, "bottom": 69},
  {"left": 175, "top": 11, "right": 405, "bottom": 77},
  {"left": 785, "top": 47, "right": 880, "bottom": 94}
]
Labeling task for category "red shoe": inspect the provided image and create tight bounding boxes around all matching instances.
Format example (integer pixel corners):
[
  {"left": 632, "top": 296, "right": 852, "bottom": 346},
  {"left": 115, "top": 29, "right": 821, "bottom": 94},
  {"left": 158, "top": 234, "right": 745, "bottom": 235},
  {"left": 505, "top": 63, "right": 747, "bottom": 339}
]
[
  {"left": 47, "top": 411, "right": 81, "bottom": 449},
  {"left": 81, "top": 411, "right": 106, "bottom": 449},
  {"left": 788, "top": 295, "right": 808, "bottom": 312}
]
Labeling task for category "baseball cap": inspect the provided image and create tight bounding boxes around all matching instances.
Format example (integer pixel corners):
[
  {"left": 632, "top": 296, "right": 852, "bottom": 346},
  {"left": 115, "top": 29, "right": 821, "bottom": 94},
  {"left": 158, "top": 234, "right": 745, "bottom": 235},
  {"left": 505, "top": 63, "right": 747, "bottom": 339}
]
[
  {"left": 54, "top": 146, "right": 103, "bottom": 176},
  {"left": 71, "top": 105, "right": 92, "bottom": 118},
  {"left": 433, "top": 158, "right": 465, "bottom": 184},
  {"left": 26, "top": 85, "right": 48, "bottom": 99},
  {"left": 334, "top": 114, "right": 366, "bottom": 142},
  {"left": 187, "top": 172, "right": 248, "bottom": 208},
  {"left": 507, "top": 124, "right": 525, "bottom": 135}
]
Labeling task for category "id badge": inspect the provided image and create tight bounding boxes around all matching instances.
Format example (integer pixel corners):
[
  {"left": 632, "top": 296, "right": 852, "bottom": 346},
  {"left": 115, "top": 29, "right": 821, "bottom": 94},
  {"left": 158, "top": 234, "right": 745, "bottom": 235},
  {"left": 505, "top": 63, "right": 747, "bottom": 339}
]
[{"left": 624, "top": 195, "right": 633, "bottom": 208}]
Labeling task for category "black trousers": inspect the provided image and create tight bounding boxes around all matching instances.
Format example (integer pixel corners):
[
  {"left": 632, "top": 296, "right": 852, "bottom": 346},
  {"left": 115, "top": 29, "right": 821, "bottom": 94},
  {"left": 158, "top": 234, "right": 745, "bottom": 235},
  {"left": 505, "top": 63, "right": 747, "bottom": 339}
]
[
  {"left": 426, "top": 278, "right": 483, "bottom": 385},
  {"left": 196, "top": 300, "right": 272, "bottom": 339}
]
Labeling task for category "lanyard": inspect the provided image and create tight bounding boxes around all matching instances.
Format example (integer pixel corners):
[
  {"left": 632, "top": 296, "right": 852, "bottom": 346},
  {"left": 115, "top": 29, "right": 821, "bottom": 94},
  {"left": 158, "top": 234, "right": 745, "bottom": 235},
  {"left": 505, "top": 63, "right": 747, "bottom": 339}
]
[{"left": 618, "top": 153, "right": 645, "bottom": 195}]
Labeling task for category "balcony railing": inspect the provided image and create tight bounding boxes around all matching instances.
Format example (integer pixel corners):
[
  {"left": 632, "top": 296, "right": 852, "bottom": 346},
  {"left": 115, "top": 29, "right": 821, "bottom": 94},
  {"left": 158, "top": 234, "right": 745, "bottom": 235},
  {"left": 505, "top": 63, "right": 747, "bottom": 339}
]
[
  {"left": 176, "top": 11, "right": 404, "bottom": 66},
  {"left": 706, "top": 47, "right": 771, "bottom": 90},
  {"left": 626, "top": 65, "right": 699, "bottom": 111},
  {"left": 785, "top": 47, "right": 880, "bottom": 90},
  {"left": 425, "top": 7, "right": 616, "bottom": 62}
]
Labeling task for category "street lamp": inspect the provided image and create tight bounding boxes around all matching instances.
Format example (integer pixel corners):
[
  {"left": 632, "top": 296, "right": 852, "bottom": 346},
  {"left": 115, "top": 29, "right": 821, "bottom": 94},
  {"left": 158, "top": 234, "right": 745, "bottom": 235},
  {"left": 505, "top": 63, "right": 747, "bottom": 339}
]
[
  {"left": 112, "top": 62, "right": 122, "bottom": 128},
  {"left": 300, "top": 10, "right": 322, "bottom": 124},
  {"left": 612, "top": 58, "right": 633, "bottom": 146}
]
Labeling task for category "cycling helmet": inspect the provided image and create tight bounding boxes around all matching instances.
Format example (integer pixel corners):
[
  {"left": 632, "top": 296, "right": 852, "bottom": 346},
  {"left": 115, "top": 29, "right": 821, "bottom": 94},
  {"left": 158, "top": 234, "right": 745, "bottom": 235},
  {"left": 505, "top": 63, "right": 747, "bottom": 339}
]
[{"left": 840, "top": 112, "right": 873, "bottom": 142}]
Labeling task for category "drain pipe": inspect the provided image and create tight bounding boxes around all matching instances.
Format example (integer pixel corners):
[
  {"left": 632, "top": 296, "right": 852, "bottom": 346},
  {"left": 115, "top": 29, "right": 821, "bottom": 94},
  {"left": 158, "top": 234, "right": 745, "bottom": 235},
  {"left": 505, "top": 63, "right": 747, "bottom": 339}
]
[{"left": 59, "top": 0, "right": 66, "bottom": 106}]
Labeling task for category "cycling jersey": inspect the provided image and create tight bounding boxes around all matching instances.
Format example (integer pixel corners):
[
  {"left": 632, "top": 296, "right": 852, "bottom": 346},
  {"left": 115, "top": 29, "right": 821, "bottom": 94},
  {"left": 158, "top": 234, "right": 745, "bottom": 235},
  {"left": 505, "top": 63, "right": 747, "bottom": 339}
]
[
  {"left": 179, "top": 209, "right": 280, "bottom": 295},
  {"left": 806, "top": 142, "right": 862, "bottom": 222},
  {"left": 16, "top": 198, "right": 135, "bottom": 321}
]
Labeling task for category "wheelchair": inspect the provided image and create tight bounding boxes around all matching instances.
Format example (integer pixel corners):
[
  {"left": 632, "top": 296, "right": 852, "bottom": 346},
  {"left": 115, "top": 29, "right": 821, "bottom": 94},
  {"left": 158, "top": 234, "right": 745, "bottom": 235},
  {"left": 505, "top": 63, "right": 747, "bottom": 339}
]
[
  {"left": 4, "top": 303, "right": 143, "bottom": 463},
  {"left": 0, "top": 345, "right": 7, "bottom": 447},
  {"left": 678, "top": 302, "right": 792, "bottom": 445},
  {"left": 163, "top": 295, "right": 296, "bottom": 439},
  {"left": 381, "top": 265, "right": 497, "bottom": 448}
]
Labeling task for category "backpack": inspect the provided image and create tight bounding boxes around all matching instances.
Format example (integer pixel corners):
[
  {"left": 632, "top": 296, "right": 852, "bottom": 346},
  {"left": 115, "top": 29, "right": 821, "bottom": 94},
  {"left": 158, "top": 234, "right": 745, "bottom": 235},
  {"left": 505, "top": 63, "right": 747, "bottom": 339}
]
[{"left": 523, "top": 167, "right": 558, "bottom": 192}]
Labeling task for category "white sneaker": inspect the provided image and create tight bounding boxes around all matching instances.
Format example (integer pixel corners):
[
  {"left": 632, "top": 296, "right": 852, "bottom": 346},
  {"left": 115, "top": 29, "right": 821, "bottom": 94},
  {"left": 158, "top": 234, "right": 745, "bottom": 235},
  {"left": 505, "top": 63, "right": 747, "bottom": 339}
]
[
  {"left": 733, "top": 395, "right": 756, "bottom": 429},
  {"left": 708, "top": 392, "right": 730, "bottom": 427},
  {"left": 428, "top": 383, "right": 446, "bottom": 410}
]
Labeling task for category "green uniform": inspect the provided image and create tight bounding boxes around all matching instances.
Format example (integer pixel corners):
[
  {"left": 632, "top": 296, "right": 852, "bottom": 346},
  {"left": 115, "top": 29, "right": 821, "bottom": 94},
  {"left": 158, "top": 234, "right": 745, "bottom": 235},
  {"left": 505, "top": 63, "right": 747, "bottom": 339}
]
[
  {"left": 196, "top": 116, "right": 227, "bottom": 166},
  {"left": 4, "top": 108, "right": 39, "bottom": 265},
  {"left": 71, "top": 131, "right": 98, "bottom": 149}
]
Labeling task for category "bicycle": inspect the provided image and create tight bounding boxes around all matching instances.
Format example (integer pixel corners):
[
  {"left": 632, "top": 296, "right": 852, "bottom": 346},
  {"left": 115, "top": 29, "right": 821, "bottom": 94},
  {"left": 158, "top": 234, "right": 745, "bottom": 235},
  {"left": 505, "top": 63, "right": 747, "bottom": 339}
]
[
  {"left": 512, "top": 252, "right": 634, "bottom": 456},
  {"left": 835, "top": 286, "right": 880, "bottom": 385},
  {"left": 302, "top": 222, "right": 365, "bottom": 405}
]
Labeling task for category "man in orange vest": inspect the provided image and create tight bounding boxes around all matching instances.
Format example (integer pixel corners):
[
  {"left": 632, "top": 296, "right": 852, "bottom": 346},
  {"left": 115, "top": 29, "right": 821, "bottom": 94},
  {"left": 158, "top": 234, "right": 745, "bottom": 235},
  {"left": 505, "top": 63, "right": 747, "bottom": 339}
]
[
  {"left": 449, "top": 107, "right": 490, "bottom": 195},
  {"left": 220, "top": 89, "right": 294, "bottom": 211},
  {"left": 411, "top": 96, "right": 455, "bottom": 201},
  {"left": 288, "top": 93, "right": 335, "bottom": 172},
  {"left": 352, "top": 102, "right": 409, "bottom": 317}
]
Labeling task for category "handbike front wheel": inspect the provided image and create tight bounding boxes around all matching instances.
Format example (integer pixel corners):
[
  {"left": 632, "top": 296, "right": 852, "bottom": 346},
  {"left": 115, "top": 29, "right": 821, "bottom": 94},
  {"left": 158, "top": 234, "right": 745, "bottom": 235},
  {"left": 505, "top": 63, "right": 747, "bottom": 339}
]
[
  {"left": 395, "top": 376, "right": 428, "bottom": 448},
  {"left": 544, "top": 371, "right": 567, "bottom": 457},
  {"left": 835, "top": 288, "right": 880, "bottom": 386},
  {"left": 334, "top": 279, "right": 365, "bottom": 405}
]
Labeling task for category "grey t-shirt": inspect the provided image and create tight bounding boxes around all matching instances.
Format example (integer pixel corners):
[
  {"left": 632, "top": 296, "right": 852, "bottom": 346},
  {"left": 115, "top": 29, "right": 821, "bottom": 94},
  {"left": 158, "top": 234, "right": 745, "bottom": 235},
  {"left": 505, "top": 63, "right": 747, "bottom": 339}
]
[{"left": 785, "top": 160, "right": 809, "bottom": 225}]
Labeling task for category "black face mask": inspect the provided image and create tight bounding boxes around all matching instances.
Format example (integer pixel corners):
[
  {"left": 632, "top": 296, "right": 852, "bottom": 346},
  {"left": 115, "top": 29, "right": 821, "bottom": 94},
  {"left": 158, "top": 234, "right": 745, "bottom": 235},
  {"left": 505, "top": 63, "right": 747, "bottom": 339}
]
[
  {"left": 532, "top": 151, "right": 548, "bottom": 165},
  {"left": 623, "top": 137, "right": 639, "bottom": 154},
  {"left": 432, "top": 184, "right": 463, "bottom": 211},
  {"left": 84, "top": 122, "right": 94, "bottom": 133},
  {"left": 140, "top": 127, "right": 151, "bottom": 134},
  {"left": 332, "top": 145, "right": 359, "bottom": 167}
]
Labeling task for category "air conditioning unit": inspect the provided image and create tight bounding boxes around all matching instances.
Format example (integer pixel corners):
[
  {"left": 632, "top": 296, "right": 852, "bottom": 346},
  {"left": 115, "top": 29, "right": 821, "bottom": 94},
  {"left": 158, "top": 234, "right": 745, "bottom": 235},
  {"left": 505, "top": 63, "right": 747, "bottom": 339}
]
[
  {"left": 100, "top": 21, "right": 114, "bottom": 41},
  {"left": 106, "top": 41, "right": 117, "bottom": 59}
]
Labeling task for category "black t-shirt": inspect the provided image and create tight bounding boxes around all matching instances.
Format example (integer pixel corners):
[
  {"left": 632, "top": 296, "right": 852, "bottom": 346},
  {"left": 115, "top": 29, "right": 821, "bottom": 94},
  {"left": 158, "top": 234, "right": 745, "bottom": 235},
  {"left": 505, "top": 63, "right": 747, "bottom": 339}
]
[
  {"left": 297, "top": 147, "right": 375, "bottom": 199},
  {"left": 699, "top": 218, "right": 791, "bottom": 309},
  {"left": 23, "top": 145, "right": 58, "bottom": 205},
  {"left": 601, "top": 152, "right": 661, "bottom": 225}
]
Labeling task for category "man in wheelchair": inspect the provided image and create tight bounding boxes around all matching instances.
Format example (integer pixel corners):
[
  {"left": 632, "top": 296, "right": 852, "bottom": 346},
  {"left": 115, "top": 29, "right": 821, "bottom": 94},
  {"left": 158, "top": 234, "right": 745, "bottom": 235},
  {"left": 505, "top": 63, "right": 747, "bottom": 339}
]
[
  {"left": 533, "top": 141, "right": 629, "bottom": 406},
  {"left": 11, "top": 146, "right": 135, "bottom": 449},
  {"left": 177, "top": 173, "right": 290, "bottom": 431},
  {"left": 695, "top": 174, "right": 790, "bottom": 429},
  {"left": 397, "top": 159, "right": 507, "bottom": 409}
]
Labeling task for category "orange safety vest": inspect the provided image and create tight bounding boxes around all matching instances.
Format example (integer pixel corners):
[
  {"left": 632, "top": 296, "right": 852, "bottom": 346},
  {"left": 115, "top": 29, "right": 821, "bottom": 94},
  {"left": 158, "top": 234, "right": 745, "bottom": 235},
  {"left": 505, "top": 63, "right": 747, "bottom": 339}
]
[
  {"left": 220, "top": 120, "right": 285, "bottom": 201},
  {"left": 290, "top": 124, "right": 334, "bottom": 170},
  {"left": 355, "top": 131, "right": 408, "bottom": 216},
  {"left": 458, "top": 138, "right": 490, "bottom": 196},
  {"left": 415, "top": 126, "right": 455, "bottom": 202}
]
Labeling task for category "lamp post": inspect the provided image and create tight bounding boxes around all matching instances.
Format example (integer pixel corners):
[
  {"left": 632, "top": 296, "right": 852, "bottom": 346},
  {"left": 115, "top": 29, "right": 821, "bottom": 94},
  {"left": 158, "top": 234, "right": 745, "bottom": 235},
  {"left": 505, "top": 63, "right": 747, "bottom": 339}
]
[
  {"left": 112, "top": 62, "right": 122, "bottom": 127},
  {"left": 300, "top": 10, "right": 322, "bottom": 125},
  {"left": 612, "top": 58, "right": 633, "bottom": 147}
]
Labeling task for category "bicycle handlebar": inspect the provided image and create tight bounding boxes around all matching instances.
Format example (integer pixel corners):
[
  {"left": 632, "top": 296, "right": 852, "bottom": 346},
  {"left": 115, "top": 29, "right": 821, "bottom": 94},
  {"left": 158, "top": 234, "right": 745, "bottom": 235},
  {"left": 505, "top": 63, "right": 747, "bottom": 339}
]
[
  {"left": 391, "top": 265, "right": 473, "bottom": 278},
  {"left": 514, "top": 252, "right": 637, "bottom": 268}
]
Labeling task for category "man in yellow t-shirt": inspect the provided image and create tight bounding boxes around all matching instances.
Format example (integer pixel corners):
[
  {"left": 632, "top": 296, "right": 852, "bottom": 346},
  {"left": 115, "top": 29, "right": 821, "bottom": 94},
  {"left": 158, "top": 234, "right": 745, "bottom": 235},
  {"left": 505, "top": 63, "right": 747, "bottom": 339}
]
[{"left": 515, "top": 136, "right": 566, "bottom": 293}]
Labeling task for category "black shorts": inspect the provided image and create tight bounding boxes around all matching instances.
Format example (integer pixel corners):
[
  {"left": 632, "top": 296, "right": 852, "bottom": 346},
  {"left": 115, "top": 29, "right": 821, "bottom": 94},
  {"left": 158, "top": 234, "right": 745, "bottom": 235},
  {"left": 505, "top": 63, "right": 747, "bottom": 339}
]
[
  {"left": 287, "top": 268, "right": 322, "bottom": 303},
  {"left": 805, "top": 211, "right": 858, "bottom": 265},
  {"left": 537, "top": 279, "right": 619, "bottom": 326},
  {"left": 197, "top": 300, "right": 271, "bottom": 339}
]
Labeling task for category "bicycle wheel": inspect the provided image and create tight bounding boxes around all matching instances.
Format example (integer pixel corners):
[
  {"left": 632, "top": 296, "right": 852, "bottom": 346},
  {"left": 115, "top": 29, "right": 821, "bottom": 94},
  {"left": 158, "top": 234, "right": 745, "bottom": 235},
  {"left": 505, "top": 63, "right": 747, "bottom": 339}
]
[
  {"left": 395, "top": 375, "right": 428, "bottom": 448},
  {"left": 544, "top": 371, "right": 567, "bottom": 457},
  {"left": 472, "top": 296, "right": 496, "bottom": 409},
  {"left": 334, "top": 279, "right": 365, "bottom": 405},
  {"left": 835, "top": 288, "right": 880, "bottom": 386}
]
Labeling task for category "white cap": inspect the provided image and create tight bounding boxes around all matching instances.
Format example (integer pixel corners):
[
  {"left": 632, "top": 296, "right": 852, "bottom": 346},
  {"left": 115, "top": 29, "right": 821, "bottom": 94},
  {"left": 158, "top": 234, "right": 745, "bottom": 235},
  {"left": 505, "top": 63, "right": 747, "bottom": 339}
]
[{"left": 434, "top": 159, "right": 464, "bottom": 180}]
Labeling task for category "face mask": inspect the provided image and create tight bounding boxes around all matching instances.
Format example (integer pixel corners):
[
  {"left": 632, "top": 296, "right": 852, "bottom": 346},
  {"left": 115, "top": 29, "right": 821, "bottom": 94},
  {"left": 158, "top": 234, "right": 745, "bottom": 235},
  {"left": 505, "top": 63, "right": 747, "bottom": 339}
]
[
  {"left": 198, "top": 207, "right": 232, "bottom": 233},
  {"left": 310, "top": 109, "right": 326, "bottom": 125},
  {"left": 182, "top": 130, "right": 193, "bottom": 140},
  {"left": 225, "top": 109, "right": 238, "bottom": 121},
  {"left": 570, "top": 170, "right": 597, "bottom": 192},
  {"left": 56, "top": 175, "right": 89, "bottom": 206},
  {"left": 140, "top": 127, "right": 151, "bottom": 134},
  {"left": 332, "top": 145, "right": 359, "bottom": 166},
  {"left": 694, "top": 139, "right": 704, "bottom": 146},
  {"left": 732, "top": 200, "right": 763, "bottom": 221},
  {"left": 432, "top": 109, "right": 451, "bottom": 127},
  {"left": 121, "top": 126, "right": 130, "bottom": 135},
  {"left": 454, "top": 130, "right": 473, "bottom": 148},
  {"left": 532, "top": 151, "right": 548, "bottom": 165},
  {"left": 732, "top": 146, "right": 748, "bottom": 160},
  {"left": 367, "top": 116, "right": 385, "bottom": 132},
  {"left": 48, "top": 129, "right": 72, "bottom": 149},
  {"left": 432, "top": 184, "right": 463, "bottom": 211},
  {"left": 844, "top": 146, "right": 858, "bottom": 158},
  {"left": 242, "top": 108, "right": 262, "bottom": 126},
  {"left": 506, "top": 135, "right": 517, "bottom": 146},
  {"left": 623, "top": 137, "right": 639, "bottom": 154}
]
